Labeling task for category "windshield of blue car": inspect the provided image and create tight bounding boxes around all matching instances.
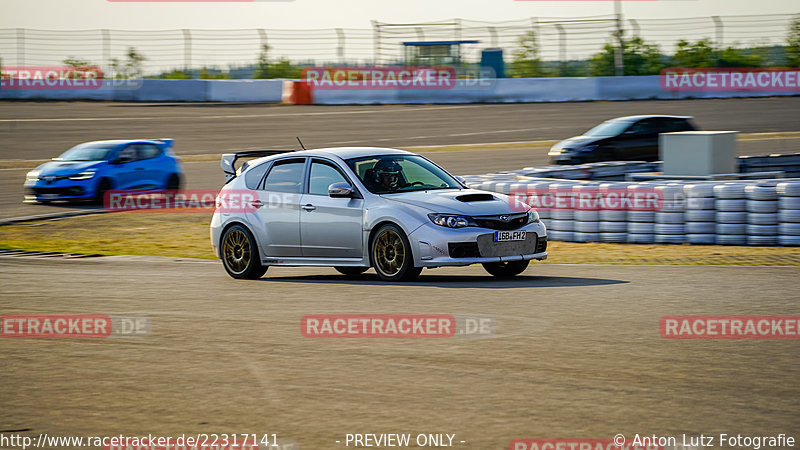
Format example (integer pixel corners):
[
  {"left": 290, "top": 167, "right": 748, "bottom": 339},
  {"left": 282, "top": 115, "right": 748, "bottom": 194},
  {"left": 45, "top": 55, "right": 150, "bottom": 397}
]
[
  {"left": 55, "top": 143, "right": 115, "bottom": 161},
  {"left": 346, "top": 155, "right": 461, "bottom": 194},
  {"left": 583, "top": 120, "right": 632, "bottom": 137}
]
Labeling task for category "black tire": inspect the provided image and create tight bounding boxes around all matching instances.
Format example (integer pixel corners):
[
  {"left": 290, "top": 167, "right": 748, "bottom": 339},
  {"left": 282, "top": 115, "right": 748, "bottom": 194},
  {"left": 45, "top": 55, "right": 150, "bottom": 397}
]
[
  {"left": 334, "top": 266, "right": 369, "bottom": 276},
  {"left": 482, "top": 260, "right": 529, "bottom": 278},
  {"left": 220, "top": 224, "right": 268, "bottom": 280},
  {"left": 166, "top": 173, "right": 182, "bottom": 191},
  {"left": 370, "top": 224, "right": 421, "bottom": 282},
  {"left": 94, "top": 178, "right": 113, "bottom": 205}
]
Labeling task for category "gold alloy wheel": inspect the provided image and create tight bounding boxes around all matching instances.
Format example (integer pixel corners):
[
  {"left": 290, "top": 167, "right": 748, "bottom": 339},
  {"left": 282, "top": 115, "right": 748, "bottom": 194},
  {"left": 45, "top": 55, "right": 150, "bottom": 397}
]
[
  {"left": 373, "top": 229, "right": 405, "bottom": 277},
  {"left": 222, "top": 228, "right": 251, "bottom": 275}
]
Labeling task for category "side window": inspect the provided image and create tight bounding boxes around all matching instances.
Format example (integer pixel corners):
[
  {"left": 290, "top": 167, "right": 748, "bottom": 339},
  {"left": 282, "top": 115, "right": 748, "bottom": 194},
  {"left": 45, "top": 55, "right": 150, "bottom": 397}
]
[
  {"left": 138, "top": 144, "right": 162, "bottom": 160},
  {"left": 308, "top": 160, "right": 349, "bottom": 196},
  {"left": 245, "top": 162, "right": 270, "bottom": 190},
  {"left": 263, "top": 159, "right": 305, "bottom": 193},
  {"left": 116, "top": 145, "right": 137, "bottom": 163},
  {"left": 628, "top": 119, "right": 658, "bottom": 135}
]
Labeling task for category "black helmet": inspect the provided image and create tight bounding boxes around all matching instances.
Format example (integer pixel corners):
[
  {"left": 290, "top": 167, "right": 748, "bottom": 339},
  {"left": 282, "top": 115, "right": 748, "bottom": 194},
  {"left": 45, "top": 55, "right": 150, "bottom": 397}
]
[{"left": 373, "top": 159, "right": 402, "bottom": 187}]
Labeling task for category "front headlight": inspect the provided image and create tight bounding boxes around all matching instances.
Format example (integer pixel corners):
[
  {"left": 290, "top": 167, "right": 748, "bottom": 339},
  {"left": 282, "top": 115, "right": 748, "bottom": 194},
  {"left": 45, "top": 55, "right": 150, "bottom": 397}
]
[
  {"left": 25, "top": 170, "right": 40, "bottom": 183},
  {"left": 527, "top": 210, "right": 540, "bottom": 224},
  {"left": 428, "top": 213, "right": 476, "bottom": 228},
  {"left": 68, "top": 170, "right": 96, "bottom": 181}
]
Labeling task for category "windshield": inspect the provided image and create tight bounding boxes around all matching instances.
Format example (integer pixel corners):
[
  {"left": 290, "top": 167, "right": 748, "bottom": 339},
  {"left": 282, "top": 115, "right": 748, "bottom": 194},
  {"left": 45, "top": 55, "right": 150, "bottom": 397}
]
[
  {"left": 55, "top": 143, "right": 115, "bottom": 161},
  {"left": 584, "top": 120, "right": 632, "bottom": 137},
  {"left": 346, "top": 154, "right": 461, "bottom": 194}
]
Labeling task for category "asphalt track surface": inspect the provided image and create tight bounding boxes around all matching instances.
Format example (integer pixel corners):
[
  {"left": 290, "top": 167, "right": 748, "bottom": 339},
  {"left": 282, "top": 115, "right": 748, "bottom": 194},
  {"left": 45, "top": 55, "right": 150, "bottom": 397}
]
[
  {"left": 1, "top": 98, "right": 800, "bottom": 159},
  {"left": 1, "top": 98, "right": 800, "bottom": 219},
  {"left": 0, "top": 256, "right": 798, "bottom": 449}
]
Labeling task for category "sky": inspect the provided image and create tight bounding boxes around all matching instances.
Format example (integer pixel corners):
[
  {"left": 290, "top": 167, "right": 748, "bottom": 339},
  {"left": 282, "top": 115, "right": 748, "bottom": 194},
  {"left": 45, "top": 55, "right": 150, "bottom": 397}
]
[{"left": 2, "top": 0, "right": 799, "bottom": 30}]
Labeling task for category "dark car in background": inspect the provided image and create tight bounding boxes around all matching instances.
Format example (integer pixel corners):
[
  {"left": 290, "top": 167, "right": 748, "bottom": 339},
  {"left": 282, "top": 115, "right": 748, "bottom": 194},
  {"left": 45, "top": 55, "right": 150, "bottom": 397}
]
[{"left": 548, "top": 115, "right": 698, "bottom": 164}]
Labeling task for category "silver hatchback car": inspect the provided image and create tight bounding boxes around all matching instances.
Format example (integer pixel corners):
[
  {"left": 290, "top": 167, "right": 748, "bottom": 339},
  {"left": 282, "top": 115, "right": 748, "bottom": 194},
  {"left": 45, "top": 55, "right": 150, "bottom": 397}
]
[{"left": 210, "top": 147, "right": 547, "bottom": 281}]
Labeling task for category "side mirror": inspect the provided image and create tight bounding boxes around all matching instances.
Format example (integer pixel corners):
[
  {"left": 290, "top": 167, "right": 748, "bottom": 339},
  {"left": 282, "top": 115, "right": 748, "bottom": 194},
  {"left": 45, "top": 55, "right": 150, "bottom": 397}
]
[
  {"left": 455, "top": 176, "right": 466, "bottom": 186},
  {"left": 113, "top": 155, "right": 134, "bottom": 164},
  {"left": 329, "top": 182, "right": 354, "bottom": 198}
]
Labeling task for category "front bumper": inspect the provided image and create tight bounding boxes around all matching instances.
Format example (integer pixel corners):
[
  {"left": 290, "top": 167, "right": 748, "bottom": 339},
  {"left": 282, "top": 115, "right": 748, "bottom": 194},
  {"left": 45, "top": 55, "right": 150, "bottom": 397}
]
[
  {"left": 548, "top": 149, "right": 582, "bottom": 165},
  {"left": 408, "top": 221, "right": 548, "bottom": 268},
  {"left": 24, "top": 179, "right": 93, "bottom": 201}
]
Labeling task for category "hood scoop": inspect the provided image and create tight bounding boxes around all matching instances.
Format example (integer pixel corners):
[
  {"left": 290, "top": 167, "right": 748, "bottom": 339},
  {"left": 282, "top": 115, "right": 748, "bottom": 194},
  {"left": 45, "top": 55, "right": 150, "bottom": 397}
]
[{"left": 456, "top": 193, "right": 495, "bottom": 202}]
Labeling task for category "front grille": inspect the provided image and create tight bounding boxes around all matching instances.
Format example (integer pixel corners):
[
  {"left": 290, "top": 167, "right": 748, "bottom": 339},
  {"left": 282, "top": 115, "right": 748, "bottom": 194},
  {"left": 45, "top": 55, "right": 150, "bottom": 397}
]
[
  {"left": 536, "top": 236, "right": 548, "bottom": 253},
  {"left": 473, "top": 213, "right": 528, "bottom": 231},
  {"left": 32, "top": 186, "right": 85, "bottom": 197},
  {"left": 448, "top": 242, "right": 480, "bottom": 258}
]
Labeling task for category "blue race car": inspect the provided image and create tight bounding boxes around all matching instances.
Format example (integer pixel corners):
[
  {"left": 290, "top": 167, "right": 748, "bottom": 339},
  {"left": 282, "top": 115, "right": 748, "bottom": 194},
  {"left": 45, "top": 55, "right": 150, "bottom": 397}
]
[{"left": 24, "top": 139, "right": 184, "bottom": 204}]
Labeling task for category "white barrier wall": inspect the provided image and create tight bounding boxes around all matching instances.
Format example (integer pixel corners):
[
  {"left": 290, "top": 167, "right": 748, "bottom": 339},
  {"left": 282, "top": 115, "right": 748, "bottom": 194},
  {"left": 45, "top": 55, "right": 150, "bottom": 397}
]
[
  {"left": 1, "top": 76, "right": 796, "bottom": 103},
  {"left": 0, "top": 79, "right": 285, "bottom": 102}
]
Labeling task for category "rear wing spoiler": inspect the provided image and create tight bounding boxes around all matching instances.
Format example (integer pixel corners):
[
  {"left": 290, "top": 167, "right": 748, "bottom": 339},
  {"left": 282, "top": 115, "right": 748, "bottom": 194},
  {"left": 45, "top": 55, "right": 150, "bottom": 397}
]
[
  {"left": 221, "top": 150, "right": 296, "bottom": 183},
  {"left": 153, "top": 138, "right": 175, "bottom": 155}
]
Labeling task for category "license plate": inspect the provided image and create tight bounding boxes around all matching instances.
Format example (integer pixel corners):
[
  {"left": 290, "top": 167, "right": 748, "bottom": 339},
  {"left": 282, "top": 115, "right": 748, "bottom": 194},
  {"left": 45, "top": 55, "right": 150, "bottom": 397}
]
[
  {"left": 39, "top": 194, "right": 59, "bottom": 200},
  {"left": 494, "top": 230, "right": 526, "bottom": 242}
]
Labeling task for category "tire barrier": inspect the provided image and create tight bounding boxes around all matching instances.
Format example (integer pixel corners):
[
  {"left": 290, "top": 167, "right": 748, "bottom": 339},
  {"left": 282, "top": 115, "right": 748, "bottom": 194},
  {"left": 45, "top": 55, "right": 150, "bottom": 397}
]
[{"left": 462, "top": 173, "right": 800, "bottom": 246}]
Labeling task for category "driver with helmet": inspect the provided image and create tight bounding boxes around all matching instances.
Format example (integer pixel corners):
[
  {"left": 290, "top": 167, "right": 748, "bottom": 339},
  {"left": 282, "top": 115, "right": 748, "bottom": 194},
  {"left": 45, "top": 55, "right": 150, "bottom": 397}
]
[{"left": 368, "top": 158, "right": 406, "bottom": 192}]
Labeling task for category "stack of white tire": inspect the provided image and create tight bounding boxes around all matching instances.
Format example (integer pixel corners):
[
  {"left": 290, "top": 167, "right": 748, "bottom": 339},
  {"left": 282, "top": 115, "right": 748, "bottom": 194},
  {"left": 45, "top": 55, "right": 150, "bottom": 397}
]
[
  {"left": 547, "top": 182, "right": 576, "bottom": 242},
  {"left": 600, "top": 182, "right": 631, "bottom": 243},
  {"left": 572, "top": 184, "right": 601, "bottom": 242},
  {"left": 594, "top": 182, "right": 629, "bottom": 243},
  {"left": 684, "top": 183, "right": 717, "bottom": 244},
  {"left": 654, "top": 183, "right": 686, "bottom": 244},
  {"left": 627, "top": 184, "right": 656, "bottom": 244},
  {"left": 778, "top": 181, "right": 800, "bottom": 246},
  {"left": 745, "top": 183, "right": 779, "bottom": 246},
  {"left": 714, "top": 183, "right": 748, "bottom": 245}
]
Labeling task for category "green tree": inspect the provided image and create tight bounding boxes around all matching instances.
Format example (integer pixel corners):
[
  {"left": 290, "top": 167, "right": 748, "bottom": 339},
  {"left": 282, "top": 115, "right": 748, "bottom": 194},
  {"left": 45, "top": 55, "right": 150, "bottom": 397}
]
[
  {"left": 672, "top": 39, "right": 715, "bottom": 67},
  {"left": 61, "top": 56, "right": 100, "bottom": 79},
  {"left": 253, "top": 45, "right": 301, "bottom": 79},
  {"left": 253, "top": 45, "right": 272, "bottom": 79},
  {"left": 199, "top": 68, "right": 230, "bottom": 79},
  {"left": 589, "top": 37, "right": 665, "bottom": 76},
  {"left": 718, "top": 46, "right": 762, "bottom": 67},
  {"left": 63, "top": 56, "right": 92, "bottom": 68},
  {"left": 110, "top": 47, "right": 146, "bottom": 78},
  {"left": 159, "top": 69, "right": 192, "bottom": 79},
  {"left": 787, "top": 16, "right": 800, "bottom": 67},
  {"left": 510, "top": 30, "right": 545, "bottom": 78}
]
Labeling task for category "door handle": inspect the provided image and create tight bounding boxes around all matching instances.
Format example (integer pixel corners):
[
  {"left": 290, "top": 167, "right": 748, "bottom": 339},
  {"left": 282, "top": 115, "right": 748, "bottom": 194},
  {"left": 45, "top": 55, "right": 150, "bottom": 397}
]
[
  {"left": 301, "top": 204, "right": 316, "bottom": 211},
  {"left": 134, "top": 167, "right": 145, "bottom": 171},
  {"left": 251, "top": 200, "right": 264, "bottom": 209}
]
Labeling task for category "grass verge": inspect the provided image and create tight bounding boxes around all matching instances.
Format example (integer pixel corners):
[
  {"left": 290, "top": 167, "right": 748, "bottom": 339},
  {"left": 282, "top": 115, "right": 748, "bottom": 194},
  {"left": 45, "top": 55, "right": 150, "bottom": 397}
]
[{"left": 1, "top": 213, "right": 799, "bottom": 265}]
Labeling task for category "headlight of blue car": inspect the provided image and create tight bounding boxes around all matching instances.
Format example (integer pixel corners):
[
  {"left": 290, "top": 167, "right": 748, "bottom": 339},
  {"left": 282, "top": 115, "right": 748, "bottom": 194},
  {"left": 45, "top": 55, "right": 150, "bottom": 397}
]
[
  {"left": 67, "top": 170, "right": 97, "bottom": 181},
  {"left": 428, "top": 213, "right": 477, "bottom": 228},
  {"left": 25, "top": 170, "right": 40, "bottom": 183}
]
